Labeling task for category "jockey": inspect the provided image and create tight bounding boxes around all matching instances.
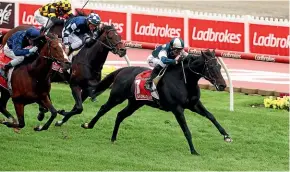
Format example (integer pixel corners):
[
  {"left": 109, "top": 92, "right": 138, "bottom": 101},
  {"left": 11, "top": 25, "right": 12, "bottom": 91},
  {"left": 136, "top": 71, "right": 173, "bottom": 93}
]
[
  {"left": 0, "top": 27, "right": 40, "bottom": 79},
  {"left": 145, "top": 37, "right": 188, "bottom": 91},
  {"left": 34, "top": 0, "right": 74, "bottom": 33},
  {"left": 62, "top": 12, "right": 102, "bottom": 56}
]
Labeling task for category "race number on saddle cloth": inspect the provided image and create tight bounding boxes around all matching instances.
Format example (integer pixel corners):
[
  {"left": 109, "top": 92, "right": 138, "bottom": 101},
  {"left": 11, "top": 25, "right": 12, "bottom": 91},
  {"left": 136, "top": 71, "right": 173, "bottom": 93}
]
[
  {"left": 62, "top": 12, "right": 102, "bottom": 59},
  {"left": 144, "top": 37, "right": 188, "bottom": 92},
  {"left": 34, "top": 0, "right": 74, "bottom": 33},
  {"left": 0, "top": 27, "right": 40, "bottom": 81},
  {"left": 134, "top": 70, "right": 159, "bottom": 101}
]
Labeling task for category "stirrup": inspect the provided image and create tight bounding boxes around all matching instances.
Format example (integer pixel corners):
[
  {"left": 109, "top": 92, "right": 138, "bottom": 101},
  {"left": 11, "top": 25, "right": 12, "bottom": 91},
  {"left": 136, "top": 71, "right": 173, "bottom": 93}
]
[{"left": 0, "top": 69, "right": 7, "bottom": 80}]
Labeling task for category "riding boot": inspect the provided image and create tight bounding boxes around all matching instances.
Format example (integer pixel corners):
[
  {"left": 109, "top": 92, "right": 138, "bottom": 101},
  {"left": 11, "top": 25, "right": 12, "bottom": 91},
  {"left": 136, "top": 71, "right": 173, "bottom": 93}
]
[
  {"left": 145, "top": 65, "right": 163, "bottom": 92},
  {"left": 0, "top": 62, "right": 13, "bottom": 80}
]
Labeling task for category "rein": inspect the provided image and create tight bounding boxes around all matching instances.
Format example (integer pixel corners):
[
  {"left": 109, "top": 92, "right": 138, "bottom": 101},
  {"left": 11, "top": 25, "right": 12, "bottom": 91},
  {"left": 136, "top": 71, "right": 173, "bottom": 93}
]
[{"left": 180, "top": 54, "right": 217, "bottom": 85}]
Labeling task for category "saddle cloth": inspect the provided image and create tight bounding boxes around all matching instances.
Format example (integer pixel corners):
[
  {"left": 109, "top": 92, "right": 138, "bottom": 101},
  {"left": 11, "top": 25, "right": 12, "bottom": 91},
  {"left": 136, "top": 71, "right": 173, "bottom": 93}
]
[
  {"left": 134, "top": 70, "right": 159, "bottom": 101},
  {"left": 0, "top": 53, "right": 14, "bottom": 94}
]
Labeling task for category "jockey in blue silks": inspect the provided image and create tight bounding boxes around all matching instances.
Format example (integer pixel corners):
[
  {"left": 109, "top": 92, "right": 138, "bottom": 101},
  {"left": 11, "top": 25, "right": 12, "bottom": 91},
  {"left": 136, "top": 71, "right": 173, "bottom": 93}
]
[
  {"left": 145, "top": 37, "right": 188, "bottom": 91},
  {"left": 62, "top": 12, "right": 102, "bottom": 57},
  {"left": 0, "top": 27, "right": 40, "bottom": 79}
]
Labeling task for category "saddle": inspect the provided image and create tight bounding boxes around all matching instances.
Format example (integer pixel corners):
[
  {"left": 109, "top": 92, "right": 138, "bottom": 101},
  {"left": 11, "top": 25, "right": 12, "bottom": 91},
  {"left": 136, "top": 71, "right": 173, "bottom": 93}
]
[{"left": 134, "top": 67, "right": 167, "bottom": 103}]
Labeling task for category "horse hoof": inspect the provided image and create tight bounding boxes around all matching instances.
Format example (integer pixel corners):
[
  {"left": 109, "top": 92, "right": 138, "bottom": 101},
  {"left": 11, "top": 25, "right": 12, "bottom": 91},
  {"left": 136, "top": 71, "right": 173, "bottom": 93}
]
[
  {"left": 37, "top": 113, "right": 45, "bottom": 121},
  {"left": 55, "top": 121, "right": 63, "bottom": 127},
  {"left": 13, "top": 128, "right": 21, "bottom": 133},
  {"left": 34, "top": 125, "right": 43, "bottom": 131},
  {"left": 81, "top": 123, "right": 90, "bottom": 129},
  {"left": 224, "top": 135, "right": 233, "bottom": 143},
  {"left": 191, "top": 151, "right": 200, "bottom": 156}
]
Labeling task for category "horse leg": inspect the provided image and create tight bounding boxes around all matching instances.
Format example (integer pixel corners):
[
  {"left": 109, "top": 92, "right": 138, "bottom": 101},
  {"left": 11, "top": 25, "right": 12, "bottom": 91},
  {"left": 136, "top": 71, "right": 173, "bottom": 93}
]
[
  {"left": 188, "top": 100, "right": 233, "bottom": 142},
  {"left": 37, "top": 93, "right": 50, "bottom": 121},
  {"left": 34, "top": 96, "right": 58, "bottom": 131},
  {"left": 0, "top": 89, "right": 15, "bottom": 120},
  {"left": 172, "top": 105, "right": 199, "bottom": 155},
  {"left": 81, "top": 95, "right": 127, "bottom": 129},
  {"left": 2, "top": 103, "right": 25, "bottom": 131},
  {"left": 111, "top": 100, "right": 144, "bottom": 142},
  {"left": 56, "top": 86, "right": 89, "bottom": 126}
]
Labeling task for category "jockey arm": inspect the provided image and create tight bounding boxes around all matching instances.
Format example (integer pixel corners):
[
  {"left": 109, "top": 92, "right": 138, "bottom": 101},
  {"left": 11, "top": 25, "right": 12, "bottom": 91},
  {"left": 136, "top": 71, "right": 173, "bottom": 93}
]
[
  {"left": 11, "top": 34, "right": 30, "bottom": 56},
  {"left": 158, "top": 50, "right": 177, "bottom": 65}
]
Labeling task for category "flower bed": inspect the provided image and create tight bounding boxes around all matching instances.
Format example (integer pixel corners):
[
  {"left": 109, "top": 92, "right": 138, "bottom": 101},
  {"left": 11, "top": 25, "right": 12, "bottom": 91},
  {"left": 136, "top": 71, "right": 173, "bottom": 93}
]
[{"left": 264, "top": 96, "right": 290, "bottom": 111}]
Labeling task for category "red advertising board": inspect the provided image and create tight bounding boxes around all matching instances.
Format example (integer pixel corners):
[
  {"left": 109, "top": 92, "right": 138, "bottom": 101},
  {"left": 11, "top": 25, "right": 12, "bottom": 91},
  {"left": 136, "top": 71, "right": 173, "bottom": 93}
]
[
  {"left": 19, "top": 3, "right": 42, "bottom": 26},
  {"left": 188, "top": 18, "right": 245, "bottom": 52},
  {"left": 131, "top": 13, "right": 184, "bottom": 44},
  {"left": 79, "top": 8, "right": 127, "bottom": 40},
  {"left": 249, "top": 24, "right": 290, "bottom": 56}
]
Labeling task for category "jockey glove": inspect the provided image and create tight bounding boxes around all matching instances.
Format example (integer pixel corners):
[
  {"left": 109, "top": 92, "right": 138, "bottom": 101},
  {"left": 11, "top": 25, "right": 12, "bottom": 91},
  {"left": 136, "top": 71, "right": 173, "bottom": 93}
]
[{"left": 29, "top": 46, "right": 38, "bottom": 53}]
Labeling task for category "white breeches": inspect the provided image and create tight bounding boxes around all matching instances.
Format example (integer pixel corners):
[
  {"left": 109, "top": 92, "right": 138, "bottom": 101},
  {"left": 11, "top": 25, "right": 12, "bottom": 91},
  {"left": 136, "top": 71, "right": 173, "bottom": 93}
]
[
  {"left": 34, "top": 9, "right": 53, "bottom": 28},
  {"left": 147, "top": 54, "right": 166, "bottom": 68},
  {"left": 62, "top": 31, "right": 84, "bottom": 50},
  {"left": 4, "top": 44, "right": 25, "bottom": 67}
]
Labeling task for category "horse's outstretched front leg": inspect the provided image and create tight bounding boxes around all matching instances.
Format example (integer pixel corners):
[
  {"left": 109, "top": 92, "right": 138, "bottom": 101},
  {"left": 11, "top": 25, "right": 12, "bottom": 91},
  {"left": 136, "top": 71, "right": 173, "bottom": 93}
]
[
  {"left": 56, "top": 85, "right": 89, "bottom": 126},
  {"left": 34, "top": 96, "right": 58, "bottom": 131},
  {"left": 188, "top": 100, "right": 233, "bottom": 143},
  {"left": 172, "top": 105, "right": 199, "bottom": 155}
]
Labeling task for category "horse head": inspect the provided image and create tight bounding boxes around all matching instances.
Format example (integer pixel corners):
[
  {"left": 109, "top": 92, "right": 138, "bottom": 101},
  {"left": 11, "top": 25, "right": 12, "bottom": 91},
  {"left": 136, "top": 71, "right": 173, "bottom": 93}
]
[
  {"left": 98, "top": 24, "right": 127, "bottom": 57},
  {"left": 185, "top": 49, "right": 226, "bottom": 91},
  {"left": 32, "top": 33, "right": 69, "bottom": 68}
]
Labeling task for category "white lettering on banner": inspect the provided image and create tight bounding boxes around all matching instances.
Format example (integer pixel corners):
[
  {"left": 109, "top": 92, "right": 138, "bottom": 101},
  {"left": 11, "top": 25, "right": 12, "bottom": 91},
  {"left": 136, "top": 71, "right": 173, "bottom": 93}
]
[
  {"left": 191, "top": 27, "right": 241, "bottom": 44},
  {"left": 102, "top": 19, "right": 123, "bottom": 33},
  {"left": 134, "top": 22, "right": 181, "bottom": 38},
  {"left": 22, "top": 11, "right": 40, "bottom": 25},
  {"left": 0, "top": 3, "right": 12, "bottom": 25},
  {"left": 253, "top": 33, "right": 290, "bottom": 48}
]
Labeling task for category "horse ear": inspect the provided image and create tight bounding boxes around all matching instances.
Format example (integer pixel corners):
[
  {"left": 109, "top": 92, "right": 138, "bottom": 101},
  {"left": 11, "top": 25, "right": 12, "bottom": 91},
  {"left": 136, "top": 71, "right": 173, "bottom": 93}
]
[{"left": 212, "top": 49, "right": 216, "bottom": 57}]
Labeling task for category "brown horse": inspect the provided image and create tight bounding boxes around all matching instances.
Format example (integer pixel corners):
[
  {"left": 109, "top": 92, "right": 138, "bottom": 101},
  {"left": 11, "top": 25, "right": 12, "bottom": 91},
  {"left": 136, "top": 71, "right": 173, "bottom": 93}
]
[{"left": 0, "top": 33, "right": 69, "bottom": 132}]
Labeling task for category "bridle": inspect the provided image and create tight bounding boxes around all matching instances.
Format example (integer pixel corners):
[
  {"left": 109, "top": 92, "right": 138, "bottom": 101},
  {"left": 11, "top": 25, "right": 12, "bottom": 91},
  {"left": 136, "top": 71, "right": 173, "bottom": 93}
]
[
  {"left": 98, "top": 28, "right": 123, "bottom": 54},
  {"left": 186, "top": 54, "right": 218, "bottom": 85},
  {"left": 40, "top": 36, "right": 65, "bottom": 65}
]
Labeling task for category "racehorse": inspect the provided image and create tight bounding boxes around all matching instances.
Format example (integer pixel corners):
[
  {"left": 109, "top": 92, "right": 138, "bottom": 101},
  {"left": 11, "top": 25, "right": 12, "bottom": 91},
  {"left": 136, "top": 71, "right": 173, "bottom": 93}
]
[
  {"left": 0, "top": 9, "right": 87, "bottom": 82},
  {"left": 55, "top": 24, "right": 127, "bottom": 126},
  {"left": 0, "top": 33, "right": 69, "bottom": 132},
  {"left": 81, "top": 49, "right": 233, "bottom": 155}
]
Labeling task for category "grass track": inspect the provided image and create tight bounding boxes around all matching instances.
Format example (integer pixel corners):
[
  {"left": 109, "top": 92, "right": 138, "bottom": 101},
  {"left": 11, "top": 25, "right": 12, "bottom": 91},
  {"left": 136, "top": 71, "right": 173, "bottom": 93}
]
[{"left": 0, "top": 83, "right": 288, "bottom": 171}]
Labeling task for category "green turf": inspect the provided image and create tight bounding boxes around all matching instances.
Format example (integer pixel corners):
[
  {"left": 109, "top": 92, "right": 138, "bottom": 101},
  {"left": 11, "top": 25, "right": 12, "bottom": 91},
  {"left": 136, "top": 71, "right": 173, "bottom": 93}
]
[{"left": 0, "top": 83, "right": 288, "bottom": 171}]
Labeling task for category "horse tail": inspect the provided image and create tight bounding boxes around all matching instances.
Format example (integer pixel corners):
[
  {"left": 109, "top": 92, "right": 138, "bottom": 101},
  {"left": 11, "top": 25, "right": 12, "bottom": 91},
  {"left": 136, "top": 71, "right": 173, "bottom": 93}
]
[{"left": 92, "top": 67, "right": 124, "bottom": 97}]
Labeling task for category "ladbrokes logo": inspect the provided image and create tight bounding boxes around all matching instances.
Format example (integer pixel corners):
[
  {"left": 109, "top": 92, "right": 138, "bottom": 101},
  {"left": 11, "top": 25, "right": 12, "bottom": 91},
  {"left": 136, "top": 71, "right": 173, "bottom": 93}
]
[
  {"left": 192, "top": 27, "right": 241, "bottom": 44},
  {"left": 134, "top": 22, "right": 181, "bottom": 38},
  {"left": 19, "top": 4, "right": 41, "bottom": 26},
  {"left": 0, "top": 2, "right": 15, "bottom": 29},
  {"left": 253, "top": 32, "right": 290, "bottom": 49},
  {"left": 102, "top": 19, "right": 124, "bottom": 33},
  {"left": 131, "top": 14, "right": 184, "bottom": 44}
]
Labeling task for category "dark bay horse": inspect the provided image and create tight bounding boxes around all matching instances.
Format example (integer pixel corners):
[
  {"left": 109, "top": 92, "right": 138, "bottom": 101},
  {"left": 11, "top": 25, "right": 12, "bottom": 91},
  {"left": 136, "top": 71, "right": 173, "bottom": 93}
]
[
  {"left": 0, "top": 33, "right": 69, "bottom": 132},
  {"left": 81, "top": 50, "right": 233, "bottom": 155},
  {"left": 55, "top": 24, "right": 127, "bottom": 126}
]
